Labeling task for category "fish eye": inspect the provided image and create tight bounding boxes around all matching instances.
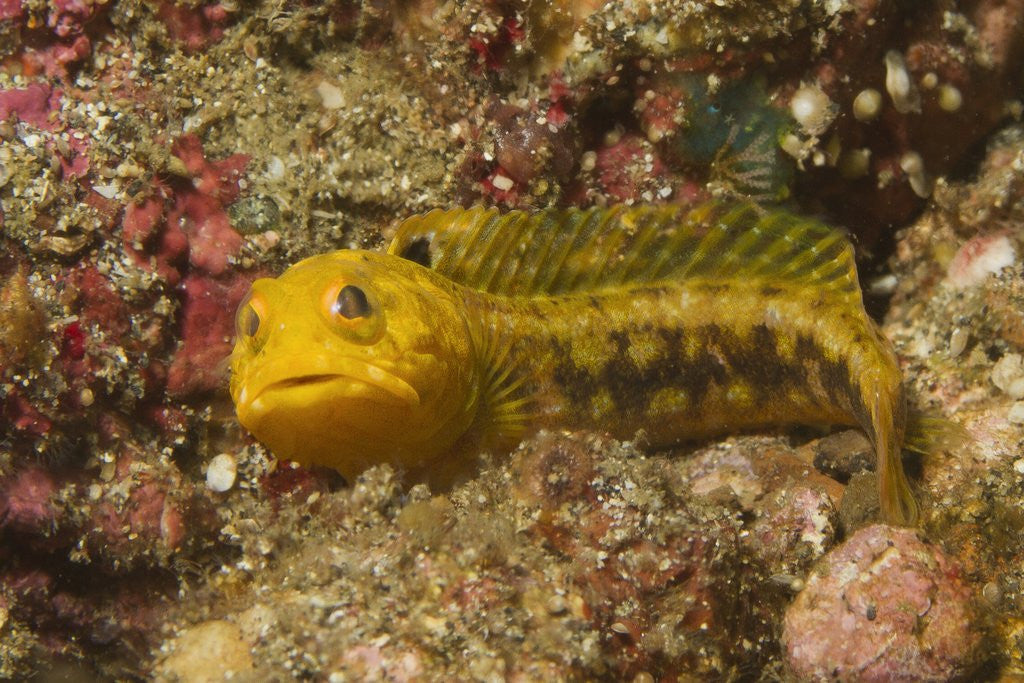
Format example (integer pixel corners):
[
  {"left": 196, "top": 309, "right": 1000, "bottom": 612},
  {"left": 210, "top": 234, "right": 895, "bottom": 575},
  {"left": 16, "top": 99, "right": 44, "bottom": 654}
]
[
  {"left": 321, "top": 279, "right": 385, "bottom": 343},
  {"left": 235, "top": 295, "right": 262, "bottom": 339},
  {"left": 333, "top": 285, "right": 371, "bottom": 319}
]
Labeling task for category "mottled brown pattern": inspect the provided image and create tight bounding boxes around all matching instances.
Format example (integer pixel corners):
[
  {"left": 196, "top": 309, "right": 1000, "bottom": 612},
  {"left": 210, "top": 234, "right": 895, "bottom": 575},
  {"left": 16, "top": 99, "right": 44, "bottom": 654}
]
[{"left": 532, "top": 307, "right": 860, "bottom": 438}]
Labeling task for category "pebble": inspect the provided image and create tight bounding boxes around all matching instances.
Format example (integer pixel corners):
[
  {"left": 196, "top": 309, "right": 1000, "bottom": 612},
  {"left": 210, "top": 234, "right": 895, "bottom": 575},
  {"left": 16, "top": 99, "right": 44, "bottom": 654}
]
[
  {"left": 790, "top": 84, "right": 835, "bottom": 135},
  {"left": 1009, "top": 402, "right": 1024, "bottom": 425},
  {"left": 491, "top": 174, "right": 515, "bottom": 191},
  {"left": 79, "top": 387, "right": 95, "bottom": 407},
  {"left": 206, "top": 453, "right": 238, "bottom": 492}
]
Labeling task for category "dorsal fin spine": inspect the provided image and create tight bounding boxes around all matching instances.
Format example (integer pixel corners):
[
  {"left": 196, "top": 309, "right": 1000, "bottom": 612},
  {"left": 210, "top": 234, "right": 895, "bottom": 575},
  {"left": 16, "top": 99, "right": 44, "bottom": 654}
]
[
  {"left": 480, "top": 215, "right": 522, "bottom": 292},
  {"left": 448, "top": 208, "right": 495, "bottom": 276},
  {"left": 390, "top": 201, "right": 863, "bottom": 313},
  {"left": 519, "top": 211, "right": 562, "bottom": 293},
  {"left": 613, "top": 208, "right": 669, "bottom": 287},
  {"left": 573, "top": 208, "right": 620, "bottom": 290},
  {"left": 566, "top": 209, "right": 620, "bottom": 291}
]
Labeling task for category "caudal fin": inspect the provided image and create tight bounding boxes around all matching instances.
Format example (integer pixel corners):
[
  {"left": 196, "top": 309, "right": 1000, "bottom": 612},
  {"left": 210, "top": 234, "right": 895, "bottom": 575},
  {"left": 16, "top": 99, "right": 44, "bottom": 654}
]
[
  {"left": 878, "top": 440, "right": 919, "bottom": 526},
  {"left": 876, "top": 407, "right": 970, "bottom": 526},
  {"left": 870, "top": 386, "right": 920, "bottom": 526}
]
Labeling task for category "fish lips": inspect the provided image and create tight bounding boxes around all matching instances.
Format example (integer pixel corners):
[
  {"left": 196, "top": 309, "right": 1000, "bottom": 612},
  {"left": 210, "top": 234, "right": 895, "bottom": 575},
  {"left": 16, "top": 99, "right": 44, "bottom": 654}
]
[{"left": 235, "top": 354, "right": 420, "bottom": 427}]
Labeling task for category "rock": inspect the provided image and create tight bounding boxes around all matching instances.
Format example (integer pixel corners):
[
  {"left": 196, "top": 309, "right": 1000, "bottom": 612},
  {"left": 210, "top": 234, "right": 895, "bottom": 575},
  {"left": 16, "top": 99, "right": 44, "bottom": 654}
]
[
  {"left": 811, "top": 429, "right": 875, "bottom": 482},
  {"left": 750, "top": 485, "right": 838, "bottom": 577},
  {"left": 783, "top": 524, "right": 984, "bottom": 681}
]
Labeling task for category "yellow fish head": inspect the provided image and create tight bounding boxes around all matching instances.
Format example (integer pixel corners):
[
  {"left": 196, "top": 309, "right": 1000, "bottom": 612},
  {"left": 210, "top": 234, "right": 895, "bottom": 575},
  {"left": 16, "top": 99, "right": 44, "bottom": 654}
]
[{"left": 229, "top": 250, "right": 478, "bottom": 480}]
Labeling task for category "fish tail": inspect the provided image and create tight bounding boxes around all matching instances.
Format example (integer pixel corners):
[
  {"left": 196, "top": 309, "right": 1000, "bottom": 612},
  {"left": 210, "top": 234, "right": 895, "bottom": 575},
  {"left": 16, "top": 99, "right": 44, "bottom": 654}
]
[
  {"left": 878, "top": 433, "right": 920, "bottom": 527},
  {"left": 868, "top": 382, "right": 920, "bottom": 526},
  {"left": 871, "top": 396, "right": 970, "bottom": 526}
]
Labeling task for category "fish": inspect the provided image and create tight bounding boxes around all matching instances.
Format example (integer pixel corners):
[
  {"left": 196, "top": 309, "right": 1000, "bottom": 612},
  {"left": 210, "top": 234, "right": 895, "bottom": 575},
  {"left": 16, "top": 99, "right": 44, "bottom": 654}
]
[{"left": 230, "top": 201, "right": 921, "bottom": 525}]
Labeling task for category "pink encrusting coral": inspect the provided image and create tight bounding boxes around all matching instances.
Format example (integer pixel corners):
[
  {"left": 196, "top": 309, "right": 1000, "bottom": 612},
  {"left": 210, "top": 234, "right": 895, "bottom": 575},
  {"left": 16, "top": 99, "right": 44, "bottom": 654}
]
[
  {"left": 0, "top": 0, "right": 110, "bottom": 76},
  {"left": 167, "top": 271, "right": 257, "bottom": 396},
  {"left": 0, "top": 83, "right": 90, "bottom": 177},
  {"left": 124, "top": 134, "right": 249, "bottom": 282},
  {"left": 155, "top": 1, "right": 232, "bottom": 53}
]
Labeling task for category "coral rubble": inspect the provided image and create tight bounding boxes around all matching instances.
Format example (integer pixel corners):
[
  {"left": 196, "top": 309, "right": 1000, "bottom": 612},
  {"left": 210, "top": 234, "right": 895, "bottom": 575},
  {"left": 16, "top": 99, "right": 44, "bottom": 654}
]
[{"left": 1, "top": 0, "right": 1023, "bottom": 678}]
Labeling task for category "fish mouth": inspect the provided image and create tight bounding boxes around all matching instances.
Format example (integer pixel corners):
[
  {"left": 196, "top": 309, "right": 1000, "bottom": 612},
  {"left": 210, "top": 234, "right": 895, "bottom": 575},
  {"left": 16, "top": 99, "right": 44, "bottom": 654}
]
[{"left": 236, "top": 356, "right": 420, "bottom": 415}]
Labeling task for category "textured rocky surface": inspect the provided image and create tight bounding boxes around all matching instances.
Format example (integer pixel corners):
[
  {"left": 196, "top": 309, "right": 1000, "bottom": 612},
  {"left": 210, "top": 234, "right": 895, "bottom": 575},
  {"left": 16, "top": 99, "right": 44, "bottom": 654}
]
[{"left": 1, "top": 0, "right": 1023, "bottom": 679}]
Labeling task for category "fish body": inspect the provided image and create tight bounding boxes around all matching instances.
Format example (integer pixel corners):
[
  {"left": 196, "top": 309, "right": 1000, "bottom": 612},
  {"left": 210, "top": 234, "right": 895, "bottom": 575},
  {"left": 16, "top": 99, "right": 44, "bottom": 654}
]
[{"left": 230, "top": 202, "right": 917, "bottom": 524}]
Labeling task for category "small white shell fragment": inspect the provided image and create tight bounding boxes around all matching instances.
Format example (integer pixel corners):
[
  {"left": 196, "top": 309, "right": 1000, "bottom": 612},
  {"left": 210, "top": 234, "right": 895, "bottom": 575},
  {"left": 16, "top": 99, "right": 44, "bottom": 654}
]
[
  {"left": 992, "top": 354, "right": 1024, "bottom": 400},
  {"left": 266, "top": 156, "right": 285, "bottom": 181},
  {"left": 206, "top": 453, "right": 238, "bottom": 492},
  {"left": 868, "top": 273, "right": 898, "bottom": 296},
  {"left": 491, "top": 174, "right": 515, "bottom": 191},
  {"left": 316, "top": 80, "right": 346, "bottom": 110},
  {"left": 947, "top": 327, "right": 969, "bottom": 357}
]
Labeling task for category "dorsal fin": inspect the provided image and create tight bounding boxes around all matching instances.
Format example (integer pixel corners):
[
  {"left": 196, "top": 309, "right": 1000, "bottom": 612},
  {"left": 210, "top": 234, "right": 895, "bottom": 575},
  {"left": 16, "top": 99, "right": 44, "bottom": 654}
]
[{"left": 388, "top": 201, "right": 862, "bottom": 305}]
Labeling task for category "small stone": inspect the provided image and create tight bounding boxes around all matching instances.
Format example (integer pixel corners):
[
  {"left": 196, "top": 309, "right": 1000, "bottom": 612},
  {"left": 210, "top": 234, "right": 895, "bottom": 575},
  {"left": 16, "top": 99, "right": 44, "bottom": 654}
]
[
  {"left": 206, "top": 453, "right": 238, "bottom": 492},
  {"left": 1009, "top": 402, "right": 1024, "bottom": 425},
  {"left": 92, "top": 184, "right": 118, "bottom": 199},
  {"left": 982, "top": 581, "right": 1002, "bottom": 606},
  {"left": 790, "top": 83, "right": 836, "bottom": 136},
  {"left": 229, "top": 195, "right": 281, "bottom": 235},
  {"left": 938, "top": 84, "right": 963, "bottom": 112},
  {"left": 547, "top": 595, "right": 568, "bottom": 615},
  {"left": 852, "top": 88, "right": 883, "bottom": 122}
]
